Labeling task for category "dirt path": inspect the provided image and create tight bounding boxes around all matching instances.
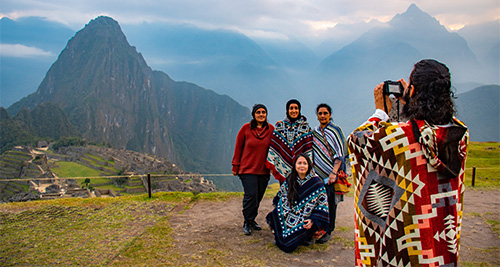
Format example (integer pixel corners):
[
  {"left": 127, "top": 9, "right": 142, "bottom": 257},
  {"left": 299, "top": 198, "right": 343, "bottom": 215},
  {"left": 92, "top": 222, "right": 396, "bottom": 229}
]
[{"left": 167, "top": 189, "right": 500, "bottom": 266}]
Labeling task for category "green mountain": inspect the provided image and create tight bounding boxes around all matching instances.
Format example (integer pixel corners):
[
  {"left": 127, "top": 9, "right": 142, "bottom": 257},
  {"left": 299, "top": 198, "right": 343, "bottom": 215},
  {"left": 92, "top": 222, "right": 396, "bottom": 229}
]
[
  {"left": 0, "top": 103, "right": 82, "bottom": 153},
  {"left": 14, "top": 102, "right": 79, "bottom": 140},
  {"left": 7, "top": 16, "right": 249, "bottom": 177},
  {"left": 0, "top": 108, "right": 37, "bottom": 153}
]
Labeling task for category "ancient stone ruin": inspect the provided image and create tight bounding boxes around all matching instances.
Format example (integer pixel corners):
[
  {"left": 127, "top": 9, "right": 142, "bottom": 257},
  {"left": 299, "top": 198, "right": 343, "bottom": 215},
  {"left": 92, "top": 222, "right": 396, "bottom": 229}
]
[{"left": 0, "top": 145, "right": 216, "bottom": 203}]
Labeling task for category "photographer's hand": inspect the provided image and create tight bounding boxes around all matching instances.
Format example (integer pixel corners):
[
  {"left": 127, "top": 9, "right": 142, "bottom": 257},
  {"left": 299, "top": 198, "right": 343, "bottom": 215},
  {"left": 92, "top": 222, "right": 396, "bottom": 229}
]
[
  {"left": 374, "top": 83, "right": 391, "bottom": 114},
  {"left": 399, "top": 79, "right": 409, "bottom": 105}
]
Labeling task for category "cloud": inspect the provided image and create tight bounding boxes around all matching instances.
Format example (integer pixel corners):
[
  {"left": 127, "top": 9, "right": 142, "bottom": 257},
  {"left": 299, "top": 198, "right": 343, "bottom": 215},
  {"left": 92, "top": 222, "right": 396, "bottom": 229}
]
[
  {"left": 1, "top": 0, "right": 499, "bottom": 41},
  {"left": 0, "top": 44, "right": 54, "bottom": 58},
  {"left": 238, "top": 29, "right": 289, "bottom": 41}
]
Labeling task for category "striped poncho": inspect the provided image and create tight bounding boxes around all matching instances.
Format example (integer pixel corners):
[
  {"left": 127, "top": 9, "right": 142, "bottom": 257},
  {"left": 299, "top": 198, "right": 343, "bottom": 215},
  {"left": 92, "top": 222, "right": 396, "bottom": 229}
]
[
  {"left": 266, "top": 174, "right": 329, "bottom": 253},
  {"left": 348, "top": 116, "right": 468, "bottom": 266},
  {"left": 266, "top": 116, "right": 313, "bottom": 183},
  {"left": 312, "top": 122, "right": 348, "bottom": 182}
]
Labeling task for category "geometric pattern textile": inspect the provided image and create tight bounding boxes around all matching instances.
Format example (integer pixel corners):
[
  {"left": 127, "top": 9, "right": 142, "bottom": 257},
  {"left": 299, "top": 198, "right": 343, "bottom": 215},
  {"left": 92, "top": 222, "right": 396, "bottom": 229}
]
[
  {"left": 266, "top": 174, "right": 329, "bottom": 253},
  {"left": 312, "top": 122, "right": 348, "bottom": 182},
  {"left": 347, "top": 117, "right": 468, "bottom": 267},
  {"left": 266, "top": 115, "right": 313, "bottom": 183}
]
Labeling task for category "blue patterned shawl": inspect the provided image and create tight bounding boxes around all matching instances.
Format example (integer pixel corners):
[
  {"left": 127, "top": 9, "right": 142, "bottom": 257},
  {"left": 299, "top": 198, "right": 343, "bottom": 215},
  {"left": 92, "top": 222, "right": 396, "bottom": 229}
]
[{"left": 266, "top": 174, "right": 329, "bottom": 253}]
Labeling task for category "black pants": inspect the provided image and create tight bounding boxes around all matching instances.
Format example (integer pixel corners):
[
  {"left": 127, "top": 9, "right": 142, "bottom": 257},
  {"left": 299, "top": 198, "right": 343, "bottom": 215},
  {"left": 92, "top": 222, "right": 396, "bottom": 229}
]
[
  {"left": 240, "top": 174, "right": 270, "bottom": 222},
  {"left": 325, "top": 183, "right": 338, "bottom": 234}
]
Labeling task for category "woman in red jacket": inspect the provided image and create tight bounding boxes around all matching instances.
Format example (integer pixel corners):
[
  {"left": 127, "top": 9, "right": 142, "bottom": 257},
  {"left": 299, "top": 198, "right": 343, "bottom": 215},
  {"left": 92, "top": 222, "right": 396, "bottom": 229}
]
[{"left": 232, "top": 104, "right": 274, "bottom": 235}]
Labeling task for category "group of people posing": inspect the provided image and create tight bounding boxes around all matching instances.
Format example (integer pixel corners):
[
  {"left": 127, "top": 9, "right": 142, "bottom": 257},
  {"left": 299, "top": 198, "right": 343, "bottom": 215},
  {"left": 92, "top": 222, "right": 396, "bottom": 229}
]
[
  {"left": 231, "top": 59, "right": 469, "bottom": 266},
  {"left": 232, "top": 99, "right": 347, "bottom": 252}
]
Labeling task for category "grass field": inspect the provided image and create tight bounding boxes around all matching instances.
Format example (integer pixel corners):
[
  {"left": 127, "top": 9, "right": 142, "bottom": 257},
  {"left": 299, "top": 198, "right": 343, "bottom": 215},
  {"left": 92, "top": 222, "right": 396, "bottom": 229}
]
[
  {"left": 464, "top": 142, "right": 500, "bottom": 188},
  {"left": 1, "top": 142, "right": 499, "bottom": 266},
  {"left": 51, "top": 161, "right": 104, "bottom": 178},
  {"left": 50, "top": 161, "right": 125, "bottom": 192}
]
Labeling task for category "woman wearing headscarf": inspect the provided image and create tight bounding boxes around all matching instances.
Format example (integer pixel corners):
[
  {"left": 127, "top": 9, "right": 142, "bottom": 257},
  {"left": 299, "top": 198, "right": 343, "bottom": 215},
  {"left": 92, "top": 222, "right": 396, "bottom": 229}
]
[
  {"left": 232, "top": 104, "right": 274, "bottom": 235},
  {"left": 266, "top": 153, "right": 329, "bottom": 253},
  {"left": 266, "top": 99, "right": 313, "bottom": 184}
]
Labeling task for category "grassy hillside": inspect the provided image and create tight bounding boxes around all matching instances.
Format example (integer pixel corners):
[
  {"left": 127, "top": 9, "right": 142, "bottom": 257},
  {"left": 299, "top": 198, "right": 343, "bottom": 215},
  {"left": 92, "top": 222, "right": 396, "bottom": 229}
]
[
  {"left": 52, "top": 161, "right": 104, "bottom": 177},
  {"left": 464, "top": 142, "right": 500, "bottom": 188},
  {"left": 0, "top": 192, "right": 242, "bottom": 266},
  {"left": 1, "top": 187, "right": 499, "bottom": 266}
]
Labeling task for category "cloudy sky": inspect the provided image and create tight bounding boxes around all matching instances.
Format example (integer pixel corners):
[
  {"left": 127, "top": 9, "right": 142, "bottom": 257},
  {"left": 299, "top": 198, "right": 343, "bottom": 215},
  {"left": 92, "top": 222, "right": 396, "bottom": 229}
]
[{"left": 2, "top": 0, "right": 499, "bottom": 43}]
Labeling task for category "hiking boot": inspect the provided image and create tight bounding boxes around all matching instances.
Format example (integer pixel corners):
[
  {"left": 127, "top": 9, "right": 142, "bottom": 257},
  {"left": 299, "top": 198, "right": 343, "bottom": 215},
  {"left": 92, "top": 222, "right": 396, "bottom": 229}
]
[
  {"left": 251, "top": 220, "right": 262, "bottom": 231},
  {"left": 243, "top": 221, "right": 252, "bottom": 235}
]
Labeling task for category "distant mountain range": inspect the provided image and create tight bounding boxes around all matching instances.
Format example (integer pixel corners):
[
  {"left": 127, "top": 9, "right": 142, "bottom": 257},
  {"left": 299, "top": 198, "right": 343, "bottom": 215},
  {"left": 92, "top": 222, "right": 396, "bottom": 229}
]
[
  {"left": 2, "top": 5, "right": 498, "bottom": 125},
  {"left": 310, "top": 4, "right": 496, "bottom": 132},
  {"left": 0, "top": 1, "right": 498, "bottom": 177},
  {"left": 6, "top": 17, "right": 249, "bottom": 182},
  {"left": 455, "top": 85, "right": 500, "bottom": 142}
]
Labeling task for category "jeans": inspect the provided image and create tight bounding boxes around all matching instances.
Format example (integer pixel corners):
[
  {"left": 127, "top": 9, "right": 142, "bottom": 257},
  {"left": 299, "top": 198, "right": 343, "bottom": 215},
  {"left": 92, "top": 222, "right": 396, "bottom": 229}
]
[{"left": 240, "top": 174, "right": 270, "bottom": 222}]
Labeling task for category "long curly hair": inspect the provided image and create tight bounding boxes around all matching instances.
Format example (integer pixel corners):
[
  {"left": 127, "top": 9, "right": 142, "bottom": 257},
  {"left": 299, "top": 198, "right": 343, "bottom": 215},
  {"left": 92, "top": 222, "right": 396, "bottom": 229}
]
[
  {"left": 286, "top": 153, "right": 312, "bottom": 207},
  {"left": 402, "top": 59, "right": 456, "bottom": 125}
]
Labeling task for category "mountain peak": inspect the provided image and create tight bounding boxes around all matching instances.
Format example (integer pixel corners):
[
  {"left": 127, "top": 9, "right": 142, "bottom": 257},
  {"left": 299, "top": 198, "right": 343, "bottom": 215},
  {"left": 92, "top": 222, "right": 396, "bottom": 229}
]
[
  {"left": 406, "top": 3, "right": 423, "bottom": 14},
  {"left": 78, "top": 16, "right": 126, "bottom": 42},
  {"left": 389, "top": 3, "right": 446, "bottom": 31},
  {"left": 7, "top": 16, "right": 250, "bottom": 176},
  {"left": 86, "top": 16, "right": 120, "bottom": 29}
]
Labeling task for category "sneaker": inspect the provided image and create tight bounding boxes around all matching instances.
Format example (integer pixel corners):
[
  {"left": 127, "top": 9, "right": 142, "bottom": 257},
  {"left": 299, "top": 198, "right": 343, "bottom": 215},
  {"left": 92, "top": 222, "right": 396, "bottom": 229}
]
[{"left": 243, "top": 221, "right": 252, "bottom": 235}]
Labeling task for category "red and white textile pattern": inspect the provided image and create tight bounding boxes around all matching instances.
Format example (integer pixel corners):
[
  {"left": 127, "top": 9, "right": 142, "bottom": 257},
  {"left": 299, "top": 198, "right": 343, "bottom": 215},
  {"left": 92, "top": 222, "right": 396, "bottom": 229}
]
[{"left": 347, "top": 117, "right": 468, "bottom": 267}]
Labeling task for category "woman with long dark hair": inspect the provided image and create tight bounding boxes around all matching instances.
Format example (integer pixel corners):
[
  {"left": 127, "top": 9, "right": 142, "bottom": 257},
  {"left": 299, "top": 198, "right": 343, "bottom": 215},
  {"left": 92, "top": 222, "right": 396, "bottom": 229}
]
[
  {"left": 266, "top": 153, "right": 329, "bottom": 253},
  {"left": 232, "top": 104, "right": 274, "bottom": 235},
  {"left": 348, "top": 59, "right": 468, "bottom": 266}
]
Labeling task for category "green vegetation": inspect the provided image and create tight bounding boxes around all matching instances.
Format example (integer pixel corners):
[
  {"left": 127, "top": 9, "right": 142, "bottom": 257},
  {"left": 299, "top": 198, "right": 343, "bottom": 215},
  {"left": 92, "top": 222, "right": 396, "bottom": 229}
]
[
  {"left": 51, "top": 161, "right": 127, "bottom": 194},
  {"left": 52, "top": 161, "right": 103, "bottom": 178},
  {"left": 52, "top": 136, "right": 88, "bottom": 150},
  {"left": 464, "top": 142, "right": 500, "bottom": 188},
  {"left": 486, "top": 219, "right": 500, "bottom": 237},
  {"left": 0, "top": 195, "right": 176, "bottom": 266},
  {"left": 0, "top": 108, "right": 38, "bottom": 154},
  {"left": 81, "top": 178, "right": 94, "bottom": 191},
  {"left": 80, "top": 153, "right": 119, "bottom": 174},
  {"left": 1, "top": 190, "right": 352, "bottom": 266}
]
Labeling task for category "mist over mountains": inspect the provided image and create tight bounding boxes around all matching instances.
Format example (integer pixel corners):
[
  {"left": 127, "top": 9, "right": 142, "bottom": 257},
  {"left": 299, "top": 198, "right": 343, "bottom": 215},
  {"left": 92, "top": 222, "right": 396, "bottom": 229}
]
[
  {"left": 121, "top": 23, "right": 299, "bottom": 121},
  {"left": 1, "top": 1, "right": 499, "bottom": 169},
  {"left": 455, "top": 85, "right": 500, "bottom": 142},
  {"left": 6, "top": 17, "right": 249, "bottom": 181}
]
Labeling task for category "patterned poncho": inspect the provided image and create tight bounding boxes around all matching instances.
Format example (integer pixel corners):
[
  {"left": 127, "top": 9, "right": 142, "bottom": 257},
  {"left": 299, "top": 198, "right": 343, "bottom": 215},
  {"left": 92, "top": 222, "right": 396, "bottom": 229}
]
[
  {"left": 312, "top": 122, "right": 348, "bottom": 182},
  {"left": 266, "top": 116, "right": 313, "bottom": 183},
  {"left": 266, "top": 174, "right": 329, "bottom": 253},
  {"left": 347, "top": 116, "right": 468, "bottom": 267}
]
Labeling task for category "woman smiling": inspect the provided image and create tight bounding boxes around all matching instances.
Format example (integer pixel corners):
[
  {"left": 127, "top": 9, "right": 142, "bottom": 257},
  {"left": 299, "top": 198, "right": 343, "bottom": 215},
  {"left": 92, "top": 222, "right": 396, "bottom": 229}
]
[{"left": 232, "top": 104, "right": 274, "bottom": 236}]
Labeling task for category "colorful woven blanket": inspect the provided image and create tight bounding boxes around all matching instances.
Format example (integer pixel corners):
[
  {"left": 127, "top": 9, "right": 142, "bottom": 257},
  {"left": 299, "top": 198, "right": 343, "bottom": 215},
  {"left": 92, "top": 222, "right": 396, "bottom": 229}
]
[
  {"left": 312, "top": 122, "right": 348, "bottom": 181},
  {"left": 347, "top": 117, "right": 468, "bottom": 266},
  {"left": 266, "top": 116, "right": 313, "bottom": 183},
  {"left": 266, "top": 174, "right": 329, "bottom": 253}
]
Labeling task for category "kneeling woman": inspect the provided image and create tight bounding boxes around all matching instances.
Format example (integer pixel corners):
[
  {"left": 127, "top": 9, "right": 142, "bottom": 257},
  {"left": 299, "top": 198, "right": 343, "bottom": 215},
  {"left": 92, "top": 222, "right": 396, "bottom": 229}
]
[{"left": 266, "top": 153, "right": 329, "bottom": 253}]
